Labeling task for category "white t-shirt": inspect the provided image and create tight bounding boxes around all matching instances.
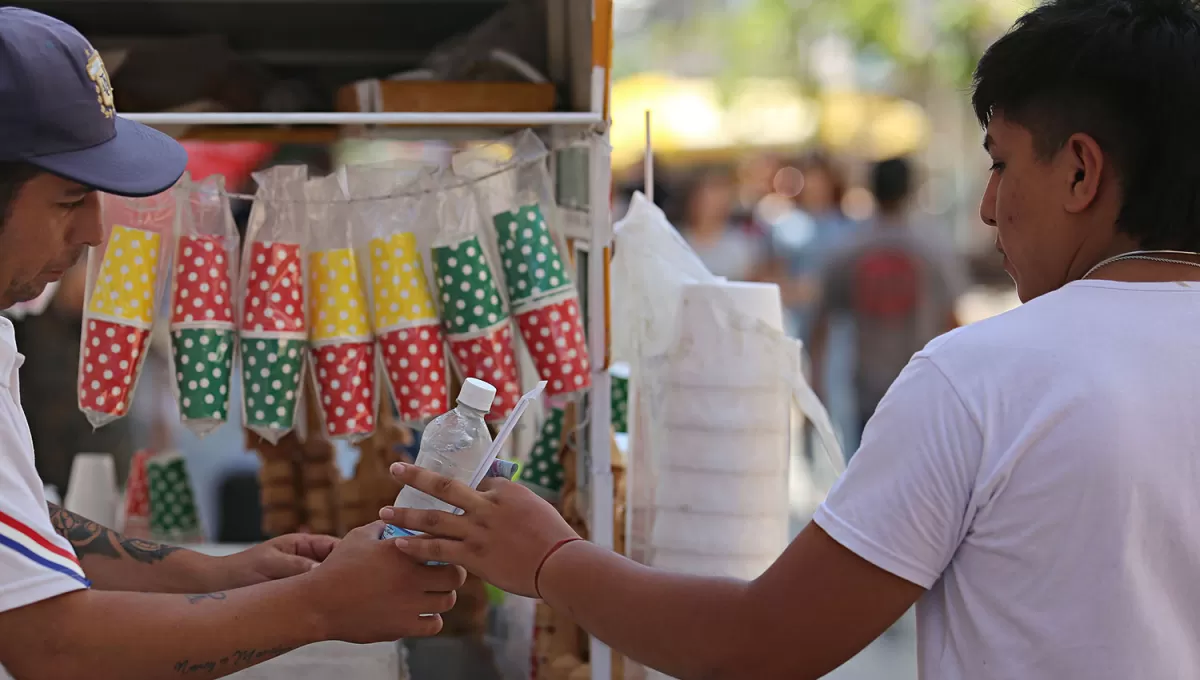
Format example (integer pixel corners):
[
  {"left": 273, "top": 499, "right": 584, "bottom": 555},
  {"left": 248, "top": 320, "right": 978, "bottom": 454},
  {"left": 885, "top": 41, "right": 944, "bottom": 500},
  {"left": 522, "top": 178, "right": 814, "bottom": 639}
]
[
  {"left": 815, "top": 280, "right": 1200, "bottom": 680},
  {"left": 0, "top": 316, "right": 88, "bottom": 614}
]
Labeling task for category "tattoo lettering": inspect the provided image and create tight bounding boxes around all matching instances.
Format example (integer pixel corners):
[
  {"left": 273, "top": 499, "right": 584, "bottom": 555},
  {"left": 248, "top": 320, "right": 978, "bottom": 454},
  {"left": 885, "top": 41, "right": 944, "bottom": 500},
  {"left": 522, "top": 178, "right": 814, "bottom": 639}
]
[
  {"left": 173, "top": 646, "right": 294, "bottom": 676},
  {"left": 47, "top": 502, "right": 182, "bottom": 564},
  {"left": 185, "top": 592, "right": 228, "bottom": 605}
]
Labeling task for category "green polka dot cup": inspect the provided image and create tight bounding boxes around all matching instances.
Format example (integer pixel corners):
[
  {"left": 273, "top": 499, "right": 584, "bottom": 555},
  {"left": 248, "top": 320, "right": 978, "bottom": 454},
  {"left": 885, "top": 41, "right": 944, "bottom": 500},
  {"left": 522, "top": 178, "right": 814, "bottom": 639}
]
[
  {"left": 494, "top": 203, "right": 571, "bottom": 305},
  {"left": 432, "top": 235, "right": 507, "bottom": 335},
  {"left": 171, "top": 328, "right": 234, "bottom": 429},
  {"left": 146, "top": 452, "right": 203, "bottom": 542},
  {"left": 240, "top": 337, "right": 305, "bottom": 432},
  {"left": 520, "top": 407, "right": 566, "bottom": 495}
]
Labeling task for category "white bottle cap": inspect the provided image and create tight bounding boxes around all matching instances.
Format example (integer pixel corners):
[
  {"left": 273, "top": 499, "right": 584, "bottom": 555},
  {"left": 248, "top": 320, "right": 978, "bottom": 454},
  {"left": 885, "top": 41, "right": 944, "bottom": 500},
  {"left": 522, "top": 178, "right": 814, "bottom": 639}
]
[{"left": 456, "top": 378, "right": 497, "bottom": 413}]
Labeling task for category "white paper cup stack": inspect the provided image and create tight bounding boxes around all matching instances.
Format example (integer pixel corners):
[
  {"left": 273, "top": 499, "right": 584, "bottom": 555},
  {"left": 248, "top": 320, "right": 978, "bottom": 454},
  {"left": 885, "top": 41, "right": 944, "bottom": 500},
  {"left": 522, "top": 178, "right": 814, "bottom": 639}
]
[
  {"left": 645, "top": 281, "right": 792, "bottom": 582},
  {"left": 64, "top": 453, "right": 119, "bottom": 527}
]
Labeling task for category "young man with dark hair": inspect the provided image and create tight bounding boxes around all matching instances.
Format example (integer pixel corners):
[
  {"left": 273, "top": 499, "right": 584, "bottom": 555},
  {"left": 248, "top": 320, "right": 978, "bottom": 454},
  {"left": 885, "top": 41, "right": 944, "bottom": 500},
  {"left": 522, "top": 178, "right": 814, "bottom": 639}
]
[
  {"left": 372, "top": 1, "right": 1200, "bottom": 678},
  {"left": 809, "top": 156, "right": 966, "bottom": 452},
  {"left": 0, "top": 9, "right": 464, "bottom": 679}
]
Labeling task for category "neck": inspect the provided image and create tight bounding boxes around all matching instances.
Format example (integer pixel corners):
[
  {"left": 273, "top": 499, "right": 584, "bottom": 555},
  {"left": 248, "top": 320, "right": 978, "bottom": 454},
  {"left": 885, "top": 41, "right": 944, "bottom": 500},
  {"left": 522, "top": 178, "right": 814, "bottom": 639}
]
[{"left": 1077, "top": 239, "right": 1200, "bottom": 283}]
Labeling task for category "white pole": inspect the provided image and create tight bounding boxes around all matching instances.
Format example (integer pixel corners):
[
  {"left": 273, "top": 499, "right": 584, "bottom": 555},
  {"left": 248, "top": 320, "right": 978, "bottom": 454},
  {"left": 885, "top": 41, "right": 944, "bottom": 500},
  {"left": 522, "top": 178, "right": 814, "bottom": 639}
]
[
  {"left": 644, "top": 110, "right": 654, "bottom": 203},
  {"left": 588, "top": 67, "right": 615, "bottom": 680}
]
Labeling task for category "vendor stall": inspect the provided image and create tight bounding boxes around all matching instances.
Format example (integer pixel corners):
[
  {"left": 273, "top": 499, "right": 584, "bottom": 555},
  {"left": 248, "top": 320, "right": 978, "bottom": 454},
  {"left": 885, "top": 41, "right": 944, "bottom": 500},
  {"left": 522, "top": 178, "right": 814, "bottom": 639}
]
[{"left": 47, "top": 1, "right": 620, "bottom": 679}]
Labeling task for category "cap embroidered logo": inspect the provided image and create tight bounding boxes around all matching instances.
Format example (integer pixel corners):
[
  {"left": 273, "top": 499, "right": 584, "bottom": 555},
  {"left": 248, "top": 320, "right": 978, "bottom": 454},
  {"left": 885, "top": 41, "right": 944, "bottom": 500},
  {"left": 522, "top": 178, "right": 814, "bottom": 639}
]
[{"left": 86, "top": 49, "right": 114, "bottom": 119}]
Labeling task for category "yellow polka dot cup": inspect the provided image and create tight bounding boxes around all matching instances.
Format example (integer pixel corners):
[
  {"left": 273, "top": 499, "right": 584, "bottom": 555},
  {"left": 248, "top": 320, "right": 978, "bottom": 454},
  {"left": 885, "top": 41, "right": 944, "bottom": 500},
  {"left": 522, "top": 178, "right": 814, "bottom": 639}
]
[
  {"left": 308, "top": 248, "right": 371, "bottom": 343},
  {"left": 86, "top": 224, "right": 161, "bottom": 326},
  {"left": 368, "top": 233, "right": 438, "bottom": 331}
]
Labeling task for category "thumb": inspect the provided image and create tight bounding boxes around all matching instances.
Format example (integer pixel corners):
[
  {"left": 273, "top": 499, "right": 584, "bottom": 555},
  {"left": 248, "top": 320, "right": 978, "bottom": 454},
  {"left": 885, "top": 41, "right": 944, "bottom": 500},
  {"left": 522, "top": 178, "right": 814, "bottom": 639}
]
[
  {"left": 260, "top": 552, "right": 318, "bottom": 580},
  {"left": 345, "top": 520, "right": 386, "bottom": 543}
]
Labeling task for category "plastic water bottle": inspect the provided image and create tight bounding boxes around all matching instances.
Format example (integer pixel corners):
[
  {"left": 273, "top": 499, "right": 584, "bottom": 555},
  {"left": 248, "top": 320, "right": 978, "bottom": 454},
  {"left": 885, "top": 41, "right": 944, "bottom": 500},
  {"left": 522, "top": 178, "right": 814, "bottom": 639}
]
[{"left": 383, "top": 378, "right": 496, "bottom": 537}]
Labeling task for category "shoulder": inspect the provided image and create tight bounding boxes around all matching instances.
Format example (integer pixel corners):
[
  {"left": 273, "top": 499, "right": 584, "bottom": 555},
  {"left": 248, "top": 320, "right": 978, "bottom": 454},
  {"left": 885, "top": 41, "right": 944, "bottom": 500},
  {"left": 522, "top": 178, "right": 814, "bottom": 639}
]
[{"left": 918, "top": 286, "right": 1080, "bottom": 384}]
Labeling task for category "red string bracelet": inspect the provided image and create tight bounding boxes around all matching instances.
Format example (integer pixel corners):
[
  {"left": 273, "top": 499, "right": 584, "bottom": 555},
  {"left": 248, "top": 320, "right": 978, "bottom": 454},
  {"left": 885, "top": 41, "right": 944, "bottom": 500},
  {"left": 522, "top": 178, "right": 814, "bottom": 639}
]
[{"left": 534, "top": 537, "right": 584, "bottom": 600}]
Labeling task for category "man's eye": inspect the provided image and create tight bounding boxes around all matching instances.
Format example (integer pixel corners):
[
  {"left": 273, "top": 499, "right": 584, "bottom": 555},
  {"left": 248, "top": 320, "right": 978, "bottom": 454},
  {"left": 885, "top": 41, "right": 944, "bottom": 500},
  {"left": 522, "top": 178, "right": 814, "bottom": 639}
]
[
  {"left": 989, "top": 161, "right": 1005, "bottom": 173},
  {"left": 59, "top": 199, "right": 86, "bottom": 210}
]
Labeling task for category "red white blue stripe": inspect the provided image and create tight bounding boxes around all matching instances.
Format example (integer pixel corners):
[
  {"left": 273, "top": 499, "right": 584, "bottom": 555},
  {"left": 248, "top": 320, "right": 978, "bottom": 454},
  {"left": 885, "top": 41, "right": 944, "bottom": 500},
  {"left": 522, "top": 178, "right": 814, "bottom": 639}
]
[{"left": 0, "top": 509, "right": 89, "bottom": 587}]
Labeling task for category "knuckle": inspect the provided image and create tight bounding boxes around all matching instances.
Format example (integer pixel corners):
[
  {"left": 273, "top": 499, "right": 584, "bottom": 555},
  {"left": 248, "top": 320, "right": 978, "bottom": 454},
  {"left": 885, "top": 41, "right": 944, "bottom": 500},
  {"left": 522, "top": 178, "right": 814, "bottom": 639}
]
[
  {"left": 420, "top": 512, "right": 440, "bottom": 529},
  {"left": 435, "top": 476, "right": 455, "bottom": 494}
]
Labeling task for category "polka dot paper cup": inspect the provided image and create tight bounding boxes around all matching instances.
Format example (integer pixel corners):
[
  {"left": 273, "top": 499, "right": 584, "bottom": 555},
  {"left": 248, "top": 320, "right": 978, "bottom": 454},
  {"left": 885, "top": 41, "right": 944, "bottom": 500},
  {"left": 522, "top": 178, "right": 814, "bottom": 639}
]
[
  {"left": 171, "top": 328, "right": 235, "bottom": 435},
  {"left": 171, "top": 235, "right": 234, "bottom": 326},
  {"left": 308, "top": 248, "right": 371, "bottom": 343},
  {"left": 241, "top": 241, "right": 306, "bottom": 335},
  {"left": 78, "top": 318, "right": 152, "bottom": 421},
  {"left": 241, "top": 337, "right": 306, "bottom": 436},
  {"left": 310, "top": 341, "right": 377, "bottom": 439},
  {"left": 493, "top": 203, "right": 573, "bottom": 307},
  {"left": 514, "top": 293, "right": 591, "bottom": 397},
  {"left": 446, "top": 323, "right": 522, "bottom": 423},
  {"left": 85, "top": 225, "right": 162, "bottom": 326},
  {"left": 238, "top": 240, "right": 307, "bottom": 443},
  {"left": 379, "top": 323, "right": 449, "bottom": 423}
]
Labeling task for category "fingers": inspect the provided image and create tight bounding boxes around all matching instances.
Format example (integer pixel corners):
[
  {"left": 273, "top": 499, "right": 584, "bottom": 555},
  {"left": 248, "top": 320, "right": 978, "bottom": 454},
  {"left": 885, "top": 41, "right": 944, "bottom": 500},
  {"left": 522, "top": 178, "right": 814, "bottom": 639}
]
[
  {"left": 303, "top": 534, "right": 340, "bottom": 562},
  {"left": 403, "top": 614, "right": 444, "bottom": 638},
  {"left": 390, "top": 463, "right": 486, "bottom": 514},
  {"left": 413, "top": 590, "right": 458, "bottom": 615},
  {"left": 285, "top": 533, "right": 339, "bottom": 562},
  {"left": 393, "top": 536, "right": 470, "bottom": 567},
  {"left": 379, "top": 507, "right": 471, "bottom": 539}
]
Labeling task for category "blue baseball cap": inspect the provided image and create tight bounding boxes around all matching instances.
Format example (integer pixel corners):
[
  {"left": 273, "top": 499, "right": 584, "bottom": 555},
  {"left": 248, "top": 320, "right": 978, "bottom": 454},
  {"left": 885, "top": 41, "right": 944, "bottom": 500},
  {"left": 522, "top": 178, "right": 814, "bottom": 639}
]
[{"left": 0, "top": 8, "right": 187, "bottom": 197}]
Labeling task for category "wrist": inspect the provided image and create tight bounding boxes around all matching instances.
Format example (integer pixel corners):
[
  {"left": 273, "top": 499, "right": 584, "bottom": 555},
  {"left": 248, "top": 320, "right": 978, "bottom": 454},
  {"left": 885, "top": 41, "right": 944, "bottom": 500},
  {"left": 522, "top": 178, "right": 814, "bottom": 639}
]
[
  {"left": 536, "top": 538, "right": 590, "bottom": 607},
  {"left": 172, "top": 549, "right": 226, "bottom": 593}
]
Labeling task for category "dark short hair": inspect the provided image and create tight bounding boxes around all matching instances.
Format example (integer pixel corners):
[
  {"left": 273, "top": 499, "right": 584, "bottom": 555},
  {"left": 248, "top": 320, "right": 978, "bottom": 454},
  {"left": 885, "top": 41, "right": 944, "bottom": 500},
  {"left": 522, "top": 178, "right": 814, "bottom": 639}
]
[
  {"left": 972, "top": 0, "right": 1200, "bottom": 249},
  {"left": 870, "top": 157, "right": 912, "bottom": 209},
  {"left": 0, "top": 161, "right": 39, "bottom": 226}
]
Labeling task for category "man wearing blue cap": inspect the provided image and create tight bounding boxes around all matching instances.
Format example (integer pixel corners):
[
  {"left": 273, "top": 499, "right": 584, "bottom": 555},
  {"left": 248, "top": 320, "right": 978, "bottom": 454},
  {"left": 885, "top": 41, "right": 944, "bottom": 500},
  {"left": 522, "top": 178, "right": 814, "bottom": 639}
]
[{"left": 0, "top": 9, "right": 463, "bottom": 679}]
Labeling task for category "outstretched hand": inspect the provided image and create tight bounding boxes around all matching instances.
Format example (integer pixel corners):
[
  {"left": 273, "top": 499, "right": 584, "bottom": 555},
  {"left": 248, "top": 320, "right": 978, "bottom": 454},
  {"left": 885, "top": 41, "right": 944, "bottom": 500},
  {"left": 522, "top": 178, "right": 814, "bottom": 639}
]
[
  {"left": 380, "top": 462, "right": 579, "bottom": 598},
  {"left": 216, "top": 533, "right": 340, "bottom": 589}
]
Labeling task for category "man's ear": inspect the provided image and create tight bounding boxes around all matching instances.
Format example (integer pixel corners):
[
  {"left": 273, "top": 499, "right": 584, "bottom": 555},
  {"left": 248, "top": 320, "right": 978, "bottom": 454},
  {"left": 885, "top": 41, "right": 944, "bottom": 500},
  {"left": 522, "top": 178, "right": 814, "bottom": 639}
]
[{"left": 1062, "top": 132, "right": 1104, "bottom": 214}]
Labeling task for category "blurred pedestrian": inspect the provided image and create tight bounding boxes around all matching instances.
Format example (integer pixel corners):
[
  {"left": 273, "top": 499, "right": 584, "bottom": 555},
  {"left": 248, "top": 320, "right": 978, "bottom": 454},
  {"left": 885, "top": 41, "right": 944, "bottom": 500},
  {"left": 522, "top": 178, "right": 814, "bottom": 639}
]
[
  {"left": 808, "top": 157, "right": 967, "bottom": 450},
  {"left": 678, "top": 168, "right": 768, "bottom": 281}
]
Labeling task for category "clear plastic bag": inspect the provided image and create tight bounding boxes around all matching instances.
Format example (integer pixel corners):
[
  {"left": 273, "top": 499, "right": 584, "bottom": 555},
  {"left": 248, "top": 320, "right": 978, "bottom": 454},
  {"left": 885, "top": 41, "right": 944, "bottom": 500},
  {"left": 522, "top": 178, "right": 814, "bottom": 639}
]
[
  {"left": 423, "top": 169, "right": 522, "bottom": 424},
  {"left": 167, "top": 173, "right": 239, "bottom": 438},
  {"left": 452, "top": 131, "right": 590, "bottom": 398},
  {"left": 304, "top": 172, "right": 377, "bottom": 441},
  {"left": 78, "top": 190, "right": 176, "bottom": 428},
  {"left": 611, "top": 195, "right": 844, "bottom": 680},
  {"left": 342, "top": 165, "right": 449, "bottom": 426},
  {"left": 238, "top": 165, "right": 309, "bottom": 444}
]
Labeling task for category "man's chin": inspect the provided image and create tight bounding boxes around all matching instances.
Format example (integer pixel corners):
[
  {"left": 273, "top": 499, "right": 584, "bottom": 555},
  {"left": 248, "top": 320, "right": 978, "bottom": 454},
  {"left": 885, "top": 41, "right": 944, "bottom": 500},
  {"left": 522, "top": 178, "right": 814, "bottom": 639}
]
[{"left": 3, "top": 282, "right": 49, "bottom": 309}]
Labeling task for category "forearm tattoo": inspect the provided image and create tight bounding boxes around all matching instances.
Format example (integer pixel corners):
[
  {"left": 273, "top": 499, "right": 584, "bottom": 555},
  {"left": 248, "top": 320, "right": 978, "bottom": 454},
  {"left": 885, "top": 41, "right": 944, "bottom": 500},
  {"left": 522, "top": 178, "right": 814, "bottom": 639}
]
[
  {"left": 47, "top": 502, "right": 181, "bottom": 564},
  {"left": 173, "top": 646, "right": 294, "bottom": 676}
]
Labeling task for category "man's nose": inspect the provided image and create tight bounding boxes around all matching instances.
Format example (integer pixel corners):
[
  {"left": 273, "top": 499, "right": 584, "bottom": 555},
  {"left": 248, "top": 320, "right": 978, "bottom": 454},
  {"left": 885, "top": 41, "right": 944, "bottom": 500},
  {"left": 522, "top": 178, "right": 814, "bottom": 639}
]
[
  {"left": 979, "top": 175, "right": 999, "bottom": 228},
  {"left": 70, "top": 195, "right": 103, "bottom": 247}
]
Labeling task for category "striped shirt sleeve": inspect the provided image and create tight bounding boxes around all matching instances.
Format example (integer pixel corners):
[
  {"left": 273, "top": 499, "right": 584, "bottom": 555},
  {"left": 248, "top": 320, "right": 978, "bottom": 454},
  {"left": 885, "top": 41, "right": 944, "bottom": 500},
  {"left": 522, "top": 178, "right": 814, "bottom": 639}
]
[{"left": 0, "top": 394, "right": 89, "bottom": 613}]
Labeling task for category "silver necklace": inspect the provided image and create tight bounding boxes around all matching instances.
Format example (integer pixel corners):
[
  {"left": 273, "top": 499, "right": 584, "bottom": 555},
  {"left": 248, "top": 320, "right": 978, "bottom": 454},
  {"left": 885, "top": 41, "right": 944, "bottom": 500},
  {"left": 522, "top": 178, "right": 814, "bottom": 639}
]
[{"left": 1081, "top": 249, "right": 1200, "bottom": 280}]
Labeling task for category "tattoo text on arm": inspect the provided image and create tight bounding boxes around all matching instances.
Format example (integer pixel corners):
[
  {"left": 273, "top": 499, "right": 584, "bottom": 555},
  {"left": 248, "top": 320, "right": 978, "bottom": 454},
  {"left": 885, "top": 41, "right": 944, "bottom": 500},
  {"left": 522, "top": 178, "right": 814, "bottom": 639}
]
[
  {"left": 185, "top": 592, "right": 228, "bottom": 605},
  {"left": 47, "top": 502, "right": 182, "bottom": 564},
  {"left": 173, "top": 646, "right": 294, "bottom": 676}
]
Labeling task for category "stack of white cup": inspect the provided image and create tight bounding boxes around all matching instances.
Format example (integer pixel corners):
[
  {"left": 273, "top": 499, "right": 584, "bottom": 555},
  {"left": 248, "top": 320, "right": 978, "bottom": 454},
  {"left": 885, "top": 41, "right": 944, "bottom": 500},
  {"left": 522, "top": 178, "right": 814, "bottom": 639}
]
[
  {"left": 63, "top": 453, "right": 118, "bottom": 527},
  {"left": 646, "top": 281, "right": 791, "bottom": 582}
]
